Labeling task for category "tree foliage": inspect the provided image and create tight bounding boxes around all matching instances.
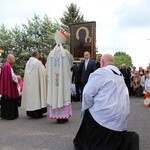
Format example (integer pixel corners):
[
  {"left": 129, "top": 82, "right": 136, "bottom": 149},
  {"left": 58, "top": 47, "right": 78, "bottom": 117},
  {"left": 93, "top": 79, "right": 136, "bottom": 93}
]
[
  {"left": 114, "top": 52, "right": 133, "bottom": 68},
  {"left": 0, "top": 14, "right": 61, "bottom": 76},
  {"left": 60, "top": 3, "right": 86, "bottom": 50},
  {"left": 60, "top": 3, "right": 85, "bottom": 32},
  {"left": 0, "top": 24, "right": 12, "bottom": 59},
  {"left": 21, "top": 14, "right": 61, "bottom": 54},
  {"left": 0, "top": 3, "right": 86, "bottom": 76}
]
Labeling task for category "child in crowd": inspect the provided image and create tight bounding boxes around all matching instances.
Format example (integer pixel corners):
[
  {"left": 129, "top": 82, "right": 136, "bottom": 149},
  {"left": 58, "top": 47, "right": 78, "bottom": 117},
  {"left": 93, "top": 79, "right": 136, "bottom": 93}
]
[{"left": 144, "top": 73, "right": 150, "bottom": 107}]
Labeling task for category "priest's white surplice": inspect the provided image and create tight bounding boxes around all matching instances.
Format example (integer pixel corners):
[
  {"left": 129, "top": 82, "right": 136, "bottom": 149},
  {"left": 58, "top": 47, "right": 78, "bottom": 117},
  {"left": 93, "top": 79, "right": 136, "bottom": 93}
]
[{"left": 21, "top": 57, "right": 47, "bottom": 111}]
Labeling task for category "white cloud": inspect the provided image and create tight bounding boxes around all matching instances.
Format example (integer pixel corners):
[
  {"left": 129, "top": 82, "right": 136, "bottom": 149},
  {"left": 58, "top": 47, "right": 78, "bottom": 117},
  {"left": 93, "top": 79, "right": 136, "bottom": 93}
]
[{"left": 117, "top": 0, "right": 150, "bottom": 27}]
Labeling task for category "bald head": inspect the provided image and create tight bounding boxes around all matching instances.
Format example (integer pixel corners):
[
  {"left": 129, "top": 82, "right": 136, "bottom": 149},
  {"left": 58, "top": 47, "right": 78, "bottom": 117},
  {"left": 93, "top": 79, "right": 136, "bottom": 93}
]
[
  {"left": 100, "top": 54, "right": 114, "bottom": 67},
  {"left": 7, "top": 54, "right": 15, "bottom": 64}
]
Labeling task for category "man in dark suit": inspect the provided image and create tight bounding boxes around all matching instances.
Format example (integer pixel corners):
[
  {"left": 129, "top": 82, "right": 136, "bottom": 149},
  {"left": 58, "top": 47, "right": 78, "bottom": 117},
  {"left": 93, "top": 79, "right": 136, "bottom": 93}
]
[
  {"left": 120, "top": 64, "right": 131, "bottom": 95},
  {"left": 72, "top": 62, "right": 81, "bottom": 101},
  {"left": 96, "top": 53, "right": 102, "bottom": 69},
  {"left": 79, "top": 51, "right": 96, "bottom": 99}
]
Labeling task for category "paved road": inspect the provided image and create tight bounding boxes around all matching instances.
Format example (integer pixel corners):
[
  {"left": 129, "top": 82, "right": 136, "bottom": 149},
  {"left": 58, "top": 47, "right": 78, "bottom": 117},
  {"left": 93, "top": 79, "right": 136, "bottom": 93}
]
[{"left": 0, "top": 97, "right": 149, "bottom": 150}]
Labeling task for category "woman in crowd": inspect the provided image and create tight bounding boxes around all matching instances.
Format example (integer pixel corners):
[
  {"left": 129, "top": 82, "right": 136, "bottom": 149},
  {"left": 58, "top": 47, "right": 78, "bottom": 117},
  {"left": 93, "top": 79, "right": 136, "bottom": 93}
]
[
  {"left": 144, "top": 72, "right": 150, "bottom": 107},
  {"left": 131, "top": 71, "right": 143, "bottom": 97}
]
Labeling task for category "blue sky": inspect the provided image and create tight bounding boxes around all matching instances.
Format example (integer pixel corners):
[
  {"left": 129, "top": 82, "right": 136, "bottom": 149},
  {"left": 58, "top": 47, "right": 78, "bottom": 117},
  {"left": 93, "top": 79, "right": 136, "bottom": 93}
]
[{"left": 0, "top": 0, "right": 150, "bottom": 69}]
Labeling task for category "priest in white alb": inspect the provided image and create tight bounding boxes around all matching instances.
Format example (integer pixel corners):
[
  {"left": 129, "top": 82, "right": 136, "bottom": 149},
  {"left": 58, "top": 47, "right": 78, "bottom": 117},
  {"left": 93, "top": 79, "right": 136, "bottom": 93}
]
[
  {"left": 46, "top": 30, "right": 74, "bottom": 123},
  {"left": 21, "top": 50, "right": 47, "bottom": 119}
]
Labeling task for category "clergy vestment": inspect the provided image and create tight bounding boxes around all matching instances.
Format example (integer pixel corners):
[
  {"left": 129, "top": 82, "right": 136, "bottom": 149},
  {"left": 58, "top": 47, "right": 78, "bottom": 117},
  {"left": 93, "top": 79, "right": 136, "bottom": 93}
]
[
  {"left": 46, "top": 44, "right": 73, "bottom": 121},
  {"left": 21, "top": 57, "right": 47, "bottom": 118},
  {"left": 0, "top": 62, "right": 19, "bottom": 120},
  {"left": 74, "top": 65, "right": 139, "bottom": 150}
]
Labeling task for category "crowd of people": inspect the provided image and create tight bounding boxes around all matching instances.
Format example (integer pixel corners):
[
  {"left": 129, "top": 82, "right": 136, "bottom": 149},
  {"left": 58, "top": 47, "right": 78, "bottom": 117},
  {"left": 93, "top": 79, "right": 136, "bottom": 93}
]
[
  {"left": 119, "top": 64, "right": 150, "bottom": 107},
  {"left": 0, "top": 30, "right": 143, "bottom": 149},
  {"left": 71, "top": 56, "right": 150, "bottom": 107}
]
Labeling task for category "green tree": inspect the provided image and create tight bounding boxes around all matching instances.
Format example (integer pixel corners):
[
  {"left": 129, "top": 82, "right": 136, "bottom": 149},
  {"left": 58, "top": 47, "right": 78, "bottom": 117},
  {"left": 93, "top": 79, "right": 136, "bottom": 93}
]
[
  {"left": 0, "top": 14, "right": 61, "bottom": 76},
  {"left": 11, "top": 26, "right": 23, "bottom": 48},
  {"left": 9, "top": 26, "right": 25, "bottom": 76},
  {"left": 40, "top": 15, "right": 61, "bottom": 56},
  {"left": 60, "top": 3, "right": 85, "bottom": 32},
  {"left": 22, "top": 14, "right": 60, "bottom": 55},
  {"left": 0, "top": 24, "right": 12, "bottom": 62},
  {"left": 60, "top": 3, "right": 86, "bottom": 50},
  {"left": 114, "top": 52, "right": 133, "bottom": 68}
]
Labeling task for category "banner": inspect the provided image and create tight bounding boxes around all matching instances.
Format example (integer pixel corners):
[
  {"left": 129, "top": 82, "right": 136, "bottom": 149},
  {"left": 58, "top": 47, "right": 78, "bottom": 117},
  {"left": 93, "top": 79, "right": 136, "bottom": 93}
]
[{"left": 70, "top": 21, "right": 96, "bottom": 60}]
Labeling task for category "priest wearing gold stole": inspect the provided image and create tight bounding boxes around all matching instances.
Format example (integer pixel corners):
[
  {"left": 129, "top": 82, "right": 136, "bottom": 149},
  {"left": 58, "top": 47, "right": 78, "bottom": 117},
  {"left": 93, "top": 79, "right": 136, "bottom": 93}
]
[
  {"left": 46, "top": 30, "right": 73, "bottom": 124},
  {"left": 21, "top": 50, "right": 47, "bottom": 119}
]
